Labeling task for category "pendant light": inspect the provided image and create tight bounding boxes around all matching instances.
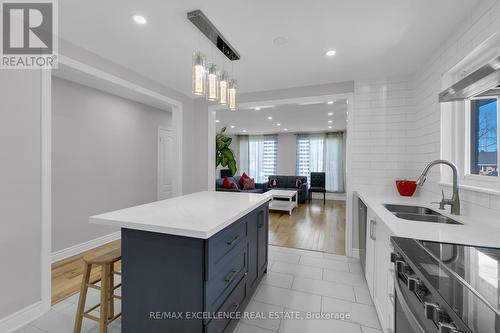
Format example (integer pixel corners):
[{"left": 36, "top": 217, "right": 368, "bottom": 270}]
[
  {"left": 228, "top": 79, "right": 237, "bottom": 111},
  {"left": 207, "top": 63, "right": 219, "bottom": 101},
  {"left": 218, "top": 70, "right": 228, "bottom": 105},
  {"left": 192, "top": 51, "right": 206, "bottom": 96}
]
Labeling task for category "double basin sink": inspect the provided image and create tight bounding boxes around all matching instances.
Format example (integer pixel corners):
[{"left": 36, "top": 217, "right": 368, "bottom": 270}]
[{"left": 383, "top": 204, "right": 462, "bottom": 225}]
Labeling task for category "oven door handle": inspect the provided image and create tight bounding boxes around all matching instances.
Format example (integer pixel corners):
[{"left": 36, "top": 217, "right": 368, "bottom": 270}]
[{"left": 394, "top": 280, "right": 426, "bottom": 333}]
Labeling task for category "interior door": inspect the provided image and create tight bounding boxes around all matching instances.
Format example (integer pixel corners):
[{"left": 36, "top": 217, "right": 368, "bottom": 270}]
[{"left": 158, "top": 127, "right": 175, "bottom": 200}]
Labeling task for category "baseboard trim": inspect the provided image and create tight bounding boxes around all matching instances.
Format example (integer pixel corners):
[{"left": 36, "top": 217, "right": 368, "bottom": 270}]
[
  {"left": 0, "top": 301, "right": 48, "bottom": 333},
  {"left": 51, "top": 231, "right": 121, "bottom": 263},
  {"left": 351, "top": 248, "right": 360, "bottom": 258}
]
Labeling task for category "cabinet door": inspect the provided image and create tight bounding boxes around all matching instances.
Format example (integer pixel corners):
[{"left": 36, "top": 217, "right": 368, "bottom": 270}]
[
  {"left": 246, "top": 211, "right": 258, "bottom": 293},
  {"left": 257, "top": 207, "right": 269, "bottom": 274},
  {"left": 373, "top": 219, "right": 394, "bottom": 333},
  {"left": 364, "top": 209, "right": 377, "bottom": 294}
]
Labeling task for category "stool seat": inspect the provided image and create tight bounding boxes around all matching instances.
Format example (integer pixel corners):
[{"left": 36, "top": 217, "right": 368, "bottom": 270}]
[
  {"left": 74, "top": 248, "right": 122, "bottom": 333},
  {"left": 84, "top": 249, "right": 121, "bottom": 265}
]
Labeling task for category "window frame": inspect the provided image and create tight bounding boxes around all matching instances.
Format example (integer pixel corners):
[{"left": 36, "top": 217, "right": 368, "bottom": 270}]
[
  {"left": 463, "top": 96, "right": 500, "bottom": 184},
  {"left": 442, "top": 96, "right": 500, "bottom": 195}
]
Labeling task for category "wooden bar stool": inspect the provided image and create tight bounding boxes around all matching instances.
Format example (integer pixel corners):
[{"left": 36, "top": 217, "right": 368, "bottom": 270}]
[{"left": 74, "top": 249, "right": 122, "bottom": 333}]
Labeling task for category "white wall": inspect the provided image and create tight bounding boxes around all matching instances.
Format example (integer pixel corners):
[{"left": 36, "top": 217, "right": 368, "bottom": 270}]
[
  {"left": 51, "top": 77, "right": 172, "bottom": 252},
  {"left": 58, "top": 39, "right": 203, "bottom": 195},
  {"left": 412, "top": 0, "right": 500, "bottom": 216},
  {"left": 0, "top": 71, "right": 42, "bottom": 318},
  {"left": 350, "top": 75, "right": 416, "bottom": 248}
]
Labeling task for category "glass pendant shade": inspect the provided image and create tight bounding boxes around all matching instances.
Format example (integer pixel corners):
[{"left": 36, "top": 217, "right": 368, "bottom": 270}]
[
  {"left": 207, "top": 63, "right": 219, "bottom": 101},
  {"left": 192, "top": 52, "right": 206, "bottom": 96},
  {"left": 218, "top": 70, "right": 228, "bottom": 105},
  {"left": 228, "top": 79, "right": 237, "bottom": 111}
]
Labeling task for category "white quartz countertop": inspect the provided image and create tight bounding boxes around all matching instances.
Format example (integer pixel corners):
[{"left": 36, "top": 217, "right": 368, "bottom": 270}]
[
  {"left": 356, "top": 190, "right": 500, "bottom": 248},
  {"left": 90, "top": 191, "right": 271, "bottom": 239}
]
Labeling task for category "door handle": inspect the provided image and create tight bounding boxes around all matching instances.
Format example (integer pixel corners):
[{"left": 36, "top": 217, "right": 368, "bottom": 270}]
[
  {"left": 258, "top": 211, "right": 264, "bottom": 228},
  {"left": 224, "top": 269, "right": 238, "bottom": 283},
  {"left": 370, "top": 220, "right": 377, "bottom": 240},
  {"left": 226, "top": 235, "right": 240, "bottom": 246}
]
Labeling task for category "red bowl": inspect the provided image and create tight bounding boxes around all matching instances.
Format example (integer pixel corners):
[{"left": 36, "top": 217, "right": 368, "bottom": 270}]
[{"left": 396, "top": 180, "right": 417, "bottom": 197}]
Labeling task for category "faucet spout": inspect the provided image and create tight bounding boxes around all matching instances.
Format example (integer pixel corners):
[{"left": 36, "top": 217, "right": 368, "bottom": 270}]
[{"left": 417, "top": 160, "right": 460, "bottom": 215}]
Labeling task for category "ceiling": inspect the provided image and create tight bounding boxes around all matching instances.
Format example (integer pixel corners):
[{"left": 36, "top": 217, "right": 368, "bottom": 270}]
[
  {"left": 58, "top": 0, "right": 481, "bottom": 96},
  {"left": 216, "top": 100, "right": 348, "bottom": 135}
]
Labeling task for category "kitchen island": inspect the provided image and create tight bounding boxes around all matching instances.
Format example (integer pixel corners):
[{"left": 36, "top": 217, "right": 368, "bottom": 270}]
[{"left": 90, "top": 191, "right": 271, "bottom": 333}]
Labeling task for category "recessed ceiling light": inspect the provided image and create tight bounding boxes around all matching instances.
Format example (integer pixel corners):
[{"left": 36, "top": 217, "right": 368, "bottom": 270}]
[
  {"left": 242, "top": 129, "right": 247, "bottom": 133},
  {"left": 328, "top": 120, "right": 333, "bottom": 123},
  {"left": 230, "top": 125, "right": 235, "bottom": 129},
  {"left": 327, "top": 101, "right": 334, "bottom": 105},
  {"left": 325, "top": 50, "right": 336, "bottom": 57},
  {"left": 215, "top": 119, "right": 220, "bottom": 123},
  {"left": 277, "top": 123, "right": 281, "bottom": 126},
  {"left": 267, "top": 116, "right": 273, "bottom": 120},
  {"left": 328, "top": 126, "right": 332, "bottom": 129},
  {"left": 284, "top": 128, "right": 288, "bottom": 131},
  {"left": 254, "top": 107, "right": 261, "bottom": 111},
  {"left": 132, "top": 15, "right": 147, "bottom": 25},
  {"left": 328, "top": 112, "right": 333, "bottom": 116}
]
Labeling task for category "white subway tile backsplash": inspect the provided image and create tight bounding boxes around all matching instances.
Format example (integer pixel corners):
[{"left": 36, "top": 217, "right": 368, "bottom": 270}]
[{"left": 352, "top": 0, "right": 500, "bottom": 215}]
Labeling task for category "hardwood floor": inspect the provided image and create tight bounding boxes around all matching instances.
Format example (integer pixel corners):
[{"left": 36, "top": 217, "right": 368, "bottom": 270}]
[
  {"left": 51, "top": 240, "right": 121, "bottom": 305},
  {"left": 269, "top": 199, "right": 346, "bottom": 255}
]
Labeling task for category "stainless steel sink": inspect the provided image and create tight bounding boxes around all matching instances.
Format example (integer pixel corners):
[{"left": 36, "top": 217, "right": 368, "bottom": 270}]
[
  {"left": 384, "top": 204, "right": 440, "bottom": 216},
  {"left": 394, "top": 212, "right": 462, "bottom": 225},
  {"left": 383, "top": 204, "right": 463, "bottom": 225}
]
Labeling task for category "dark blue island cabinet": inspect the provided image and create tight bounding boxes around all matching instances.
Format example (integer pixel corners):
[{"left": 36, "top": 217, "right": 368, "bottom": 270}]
[{"left": 121, "top": 202, "right": 269, "bottom": 333}]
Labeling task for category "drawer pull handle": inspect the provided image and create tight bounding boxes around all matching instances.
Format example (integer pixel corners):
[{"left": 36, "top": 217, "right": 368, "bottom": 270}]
[
  {"left": 258, "top": 211, "right": 264, "bottom": 228},
  {"left": 224, "top": 269, "right": 238, "bottom": 283},
  {"left": 226, "top": 235, "right": 240, "bottom": 246}
]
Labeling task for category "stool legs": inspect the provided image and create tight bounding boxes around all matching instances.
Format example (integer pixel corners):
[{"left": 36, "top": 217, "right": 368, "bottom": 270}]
[
  {"left": 108, "top": 263, "right": 114, "bottom": 320},
  {"left": 99, "top": 264, "right": 110, "bottom": 333},
  {"left": 74, "top": 263, "right": 91, "bottom": 333}
]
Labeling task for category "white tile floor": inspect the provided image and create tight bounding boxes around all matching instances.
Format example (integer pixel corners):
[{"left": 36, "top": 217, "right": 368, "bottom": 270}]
[{"left": 14, "top": 245, "right": 381, "bottom": 333}]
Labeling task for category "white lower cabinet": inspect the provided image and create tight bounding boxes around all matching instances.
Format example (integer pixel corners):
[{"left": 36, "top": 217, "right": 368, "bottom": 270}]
[{"left": 364, "top": 208, "right": 395, "bottom": 333}]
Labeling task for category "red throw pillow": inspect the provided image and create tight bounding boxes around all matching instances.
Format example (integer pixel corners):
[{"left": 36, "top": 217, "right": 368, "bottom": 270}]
[
  {"left": 242, "top": 178, "right": 256, "bottom": 190},
  {"left": 223, "top": 177, "right": 237, "bottom": 189},
  {"left": 239, "top": 172, "right": 251, "bottom": 187}
]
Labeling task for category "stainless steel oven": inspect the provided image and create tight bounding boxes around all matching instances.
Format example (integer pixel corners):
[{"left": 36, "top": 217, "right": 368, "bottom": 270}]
[{"left": 391, "top": 237, "right": 500, "bottom": 333}]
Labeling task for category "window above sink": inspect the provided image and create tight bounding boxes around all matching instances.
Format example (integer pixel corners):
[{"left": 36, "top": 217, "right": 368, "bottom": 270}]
[{"left": 441, "top": 34, "right": 500, "bottom": 195}]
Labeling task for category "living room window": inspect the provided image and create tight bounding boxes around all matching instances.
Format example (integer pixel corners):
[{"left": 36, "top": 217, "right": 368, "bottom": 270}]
[
  {"left": 239, "top": 135, "right": 277, "bottom": 182},
  {"left": 295, "top": 133, "right": 345, "bottom": 192}
]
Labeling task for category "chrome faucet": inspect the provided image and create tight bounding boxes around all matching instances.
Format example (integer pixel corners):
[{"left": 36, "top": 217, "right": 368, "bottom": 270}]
[{"left": 416, "top": 160, "right": 461, "bottom": 215}]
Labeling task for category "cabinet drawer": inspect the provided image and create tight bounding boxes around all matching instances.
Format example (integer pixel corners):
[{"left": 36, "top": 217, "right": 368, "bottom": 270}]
[
  {"left": 205, "top": 247, "right": 247, "bottom": 313},
  {"left": 207, "top": 218, "right": 247, "bottom": 278},
  {"left": 205, "top": 276, "right": 247, "bottom": 333}
]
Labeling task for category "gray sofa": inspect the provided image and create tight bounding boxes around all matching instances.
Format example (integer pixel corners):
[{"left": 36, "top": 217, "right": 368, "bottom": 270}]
[
  {"left": 267, "top": 175, "right": 308, "bottom": 203},
  {"left": 215, "top": 176, "right": 268, "bottom": 193}
]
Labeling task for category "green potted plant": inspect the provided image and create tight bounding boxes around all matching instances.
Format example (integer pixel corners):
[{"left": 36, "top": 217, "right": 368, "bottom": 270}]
[{"left": 216, "top": 127, "right": 237, "bottom": 176}]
